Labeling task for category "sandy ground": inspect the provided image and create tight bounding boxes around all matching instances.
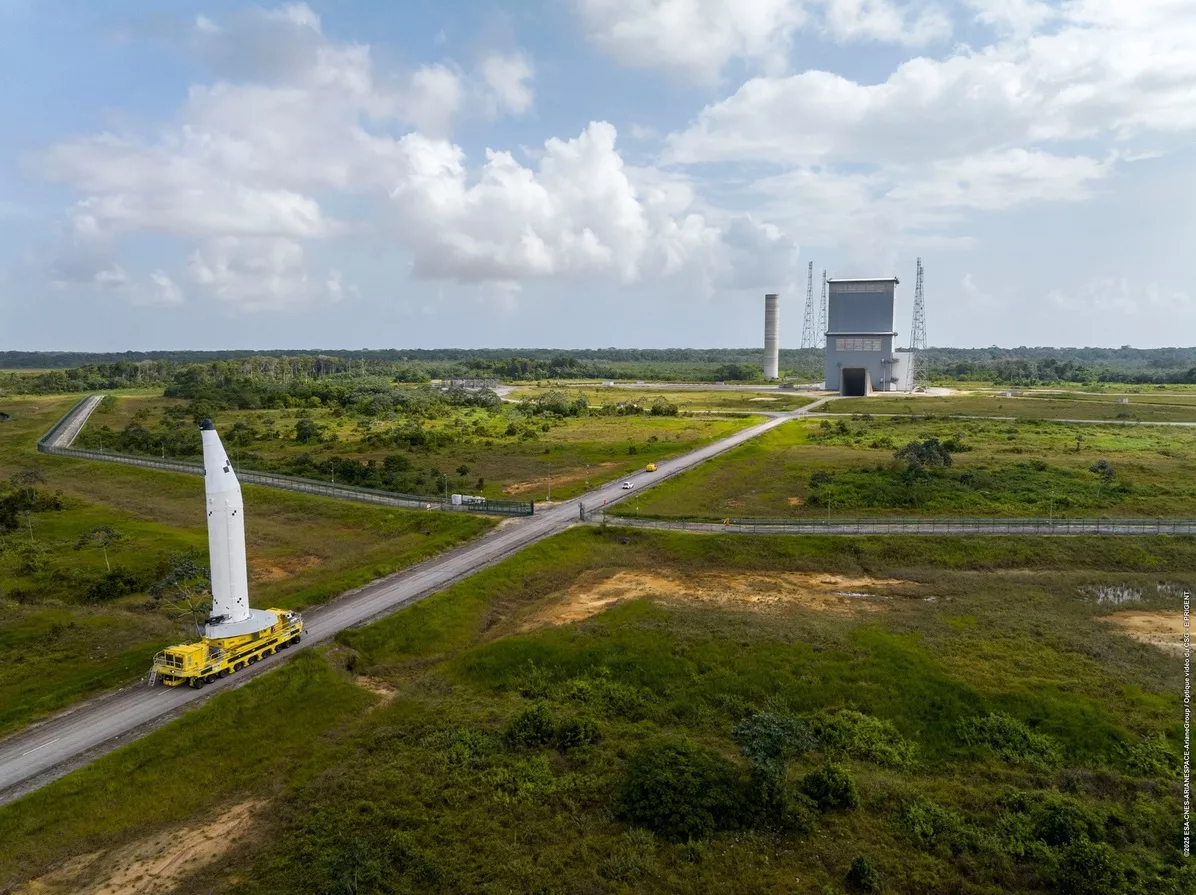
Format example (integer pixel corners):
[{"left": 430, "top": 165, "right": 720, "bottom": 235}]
[
  {"left": 17, "top": 800, "right": 263, "bottom": 895},
  {"left": 505, "top": 462, "right": 620, "bottom": 497},
  {"left": 519, "top": 569, "right": 909, "bottom": 631},
  {"left": 249, "top": 554, "right": 321, "bottom": 582},
  {"left": 355, "top": 675, "right": 398, "bottom": 702},
  {"left": 1102, "top": 611, "right": 1188, "bottom": 655}
]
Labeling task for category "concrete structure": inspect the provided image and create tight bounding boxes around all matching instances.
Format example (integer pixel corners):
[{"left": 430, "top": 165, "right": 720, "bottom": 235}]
[
  {"left": 824, "top": 278, "right": 900, "bottom": 395},
  {"left": 763, "top": 293, "right": 780, "bottom": 380}
]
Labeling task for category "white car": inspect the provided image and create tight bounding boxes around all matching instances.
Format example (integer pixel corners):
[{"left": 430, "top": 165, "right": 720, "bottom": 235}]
[{"left": 621, "top": 481, "right": 634, "bottom": 490}]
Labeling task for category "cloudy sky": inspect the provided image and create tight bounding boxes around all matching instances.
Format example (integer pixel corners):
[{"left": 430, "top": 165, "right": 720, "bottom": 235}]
[{"left": 2, "top": 0, "right": 1193, "bottom": 351}]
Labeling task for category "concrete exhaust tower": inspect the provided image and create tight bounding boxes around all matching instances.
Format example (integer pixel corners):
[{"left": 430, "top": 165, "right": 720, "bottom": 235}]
[{"left": 763, "top": 293, "right": 780, "bottom": 380}]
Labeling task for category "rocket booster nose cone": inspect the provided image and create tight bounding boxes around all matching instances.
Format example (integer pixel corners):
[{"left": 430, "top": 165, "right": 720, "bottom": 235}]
[{"left": 201, "top": 426, "right": 241, "bottom": 493}]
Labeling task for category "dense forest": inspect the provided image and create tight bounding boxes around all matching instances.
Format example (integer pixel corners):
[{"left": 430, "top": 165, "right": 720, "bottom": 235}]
[{"left": 3, "top": 346, "right": 1196, "bottom": 393}]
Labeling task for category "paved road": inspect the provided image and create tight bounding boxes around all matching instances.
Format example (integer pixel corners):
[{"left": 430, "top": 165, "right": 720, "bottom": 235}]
[
  {"left": 0, "top": 398, "right": 831, "bottom": 805},
  {"left": 45, "top": 394, "right": 102, "bottom": 447}
]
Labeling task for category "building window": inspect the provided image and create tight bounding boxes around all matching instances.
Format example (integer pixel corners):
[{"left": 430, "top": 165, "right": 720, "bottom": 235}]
[{"left": 835, "top": 338, "right": 882, "bottom": 351}]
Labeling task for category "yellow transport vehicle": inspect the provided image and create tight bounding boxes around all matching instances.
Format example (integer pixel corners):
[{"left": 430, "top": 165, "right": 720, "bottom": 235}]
[
  {"left": 150, "top": 610, "right": 304, "bottom": 688},
  {"left": 645, "top": 463, "right": 657, "bottom": 472}
]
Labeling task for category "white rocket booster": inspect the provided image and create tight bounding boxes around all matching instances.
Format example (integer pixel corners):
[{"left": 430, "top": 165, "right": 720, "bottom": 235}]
[{"left": 200, "top": 420, "right": 276, "bottom": 639}]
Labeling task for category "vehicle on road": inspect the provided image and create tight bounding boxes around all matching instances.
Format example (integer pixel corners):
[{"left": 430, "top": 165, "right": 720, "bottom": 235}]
[
  {"left": 622, "top": 481, "right": 634, "bottom": 489},
  {"left": 645, "top": 463, "right": 657, "bottom": 472},
  {"left": 151, "top": 611, "right": 304, "bottom": 688}
]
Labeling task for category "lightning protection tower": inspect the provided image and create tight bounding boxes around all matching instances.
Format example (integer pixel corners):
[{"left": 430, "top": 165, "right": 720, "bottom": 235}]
[
  {"left": 800, "top": 261, "right": 816, "bottom": 349},
  {"left": 906, "top": 257, "right": 928, "bottom": 391},
  {"left": 817, "top": 269, "right": 828, "bottom": 348}
]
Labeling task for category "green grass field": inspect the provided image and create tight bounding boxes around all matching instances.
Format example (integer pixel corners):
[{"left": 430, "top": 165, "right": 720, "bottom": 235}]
[
  {"left": 828, "top": 393, "right": 1196, "bottom": 422},
  {"left": 623, "top": 416, "right": 1196, "bottom": 520},
  {"left": 77, "top": 394, "right": 764, "bottom": 502},
  {"left": 509, "top": 384, "right": 817, "bottom": 413},
  {"left": 1, "top": 527, "right": 1187, "bottom": 893},
  {"left": 0, "top": 395, "right": 493, "bottom": 735}
]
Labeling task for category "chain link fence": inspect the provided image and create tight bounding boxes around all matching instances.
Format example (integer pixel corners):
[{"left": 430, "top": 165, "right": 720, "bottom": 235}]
[
  {"left": 584, "top": 508, "right": 1196, "bottom": 536},
  {"left": 37, "top": 397, "right": 534, "bottom": 517}
]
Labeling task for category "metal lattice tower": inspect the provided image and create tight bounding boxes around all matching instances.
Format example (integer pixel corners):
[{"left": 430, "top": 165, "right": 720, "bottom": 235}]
[
  {"left": 800, "top": 261, "right": 816, "bottom": 349},
  {"left": 907, "top": 257, "right": 928, "bottom": 391},
  {"left": 817, "top": 269, "right": 828, "bottom": 348}
]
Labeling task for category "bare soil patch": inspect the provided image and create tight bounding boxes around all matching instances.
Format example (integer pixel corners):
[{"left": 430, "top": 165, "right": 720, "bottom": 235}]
[
  {"left": 1102, "top": 611, "right": 1186, "bottom": 654},
  {"left": 355, "top": 675, "right": 398, "bottom": 703},
  {"left": 249, "top": 554, "right": 321, "bottom": 582},
  {"left": 17, "top": 800, "right": 263, "bottom": 895},
  {"left": 519, "top": 569, "right": 909, "bottom": 631},
  {"left": 504, "top": 462, "right": 619, "bottom": 497}
]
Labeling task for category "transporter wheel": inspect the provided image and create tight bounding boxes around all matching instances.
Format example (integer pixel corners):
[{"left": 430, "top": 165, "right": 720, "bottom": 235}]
[
  {"left": 192, "top": 677, "right": 205, "bottom": 689},
  {"left": 218, "top": 669, "right": 229, "bottom": 678},
  {"left": 279, "top": 640, "right": 290, "bottom": 649},
  {"left": 248, "top": 656, "right": 257, "bottom": 665},
  {"left": 206, "top": 675, "right": 217, "bottom": 684},
  {"left": 291, "top": 635, "right": 301, "bottom": 645}
]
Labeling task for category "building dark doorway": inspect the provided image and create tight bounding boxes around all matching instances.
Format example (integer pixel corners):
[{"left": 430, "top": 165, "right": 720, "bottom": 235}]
[{"left": 841, "top": 368, "right": 868, "bottom": 396}]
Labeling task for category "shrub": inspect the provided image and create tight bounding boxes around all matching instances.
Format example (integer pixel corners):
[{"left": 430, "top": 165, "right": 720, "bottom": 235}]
[
  {"left": 900, "top": 795, "right": 971, "bottom": 854},
  {"left": 845, "top": 856, "right": 880, "bottom": 892},
  {"left": 1054, "top": 838, "right": 1123, "bottom": 895},
  {"left": 746, "top": 764, "right": 817, "bottom": 834},
  {"left": 801, "top": 763, "right": 859, "bottom": 812},
  {"left": 810, "top": 709, "right": 917, "bottom": 767},
  {"left": 809, "top": 471, "right": 834, "bottom": 488},
  {"left": 958, "top": 712, "right": 1061, "bottom": 767},
  {"left": 618, "top": 737, "right": 745, "bottom": 841},
  {"left": 505, "top": 703, "right": 555, "bottom": 749},
  {"left": 1033, "top": 800, "right": 1102, "bottom": 848},
  {"left": 733, "top": 711, "right": 816, "bottom": 764},
  {"left": 85, "top": 568, "right": 147, "bottom": 602},
  {"left": 554, "top": 715, "right": 599, "bottom": 751},
  {"left": 895, "top": 437, "right": 953, "bottom": 469},
  {"left": 1120, "top": 733, "right": 1178, "bottom": 778}
]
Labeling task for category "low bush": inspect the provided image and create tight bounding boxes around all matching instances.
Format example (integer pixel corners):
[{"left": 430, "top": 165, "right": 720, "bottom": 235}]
[
  {"left": 801, "top": 763, "right": 859, "bottom": 812},
  {"left": 810, "top": 709, "right": 918, "bottom": 767},
  {"left": 900, "top": 795, "right": 972, "bottom": 854},
  {"left": 845, "top": 856, "right": 881, "bottom": 892},
  {"left": 554, "top": 715, "right": 599, "bottom": 751},
  {"left": 1054, "top": 838, "right": 1124, "bottom": 895},
  {"left": 618, "top": 737, "right": 744, "bottom": 841},
  {"left": 505, "top": 703, "right": 555, "bottom": 749},
  {"left": 733, "top": 711, "right": 816, "bottom": 764},
  {"left": 958, "top": 712, "right": 1062, "bottom": 767}
]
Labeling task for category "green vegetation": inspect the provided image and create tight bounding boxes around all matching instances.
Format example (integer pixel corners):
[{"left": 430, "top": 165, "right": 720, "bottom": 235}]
[
  {"left": 829, "top": 393, "right": 1196, "bottom": 422},
  {"left": 2, "top": 527, "right": 1188, "bottom": 893},
  {"left": 77, "top": 392, "right": 761, "bottom": 502},
  {"left": 626, "top": 415, "right": 1196, "bottom": 519},
  {"left": 510, "top": 384, "right": 816, "bottom": 412},
  {"left": 0, "top": 395, "right": 492, "bottom": 735}
]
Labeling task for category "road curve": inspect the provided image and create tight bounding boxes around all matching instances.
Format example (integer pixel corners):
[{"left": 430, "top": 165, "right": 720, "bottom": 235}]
[{"left": 0, "top": 399, "right": 831, "bottom": 805}]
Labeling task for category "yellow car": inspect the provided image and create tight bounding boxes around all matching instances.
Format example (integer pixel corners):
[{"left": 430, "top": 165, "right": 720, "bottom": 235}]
[{"left": 645, "top": 463, "right": 657, "bottom": 472}]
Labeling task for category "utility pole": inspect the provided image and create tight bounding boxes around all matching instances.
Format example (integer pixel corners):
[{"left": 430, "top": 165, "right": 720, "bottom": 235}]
[{"left": 800, "top": 261, "right": 816, "bottom": 350}]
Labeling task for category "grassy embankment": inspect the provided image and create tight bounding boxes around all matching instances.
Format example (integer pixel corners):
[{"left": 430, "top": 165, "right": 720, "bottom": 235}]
[
  {"left": 508, "top": 384, "right": 817, "bottom": 413},
  {"left": 0, "top": 526, "right": 1187, "bottom": 893},
  {"left": 828, "top": 393, "right": 1196, "bottom": 422},
  {"left": 623, "top": 415, "right": 1196, "bottom": 520},
  {"left": 77, "top": 393, "right": 764, "bottom": 502},
  {"left": 0, "top": 395, "right": 492, "bottom": 736}
]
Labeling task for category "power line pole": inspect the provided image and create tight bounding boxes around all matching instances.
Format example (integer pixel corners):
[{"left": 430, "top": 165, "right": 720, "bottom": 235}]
[
  {"left": 817, "top": 269, "right": 828, "bottom": 348},
  {"left": 800, "top": 261, "right": 816, "bottom": 349},
  {"left": 907, "top": 257, "right": 928, "bottom": 391}
]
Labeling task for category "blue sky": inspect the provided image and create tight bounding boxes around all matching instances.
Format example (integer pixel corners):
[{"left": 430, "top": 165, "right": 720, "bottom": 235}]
[{"left": 2, "top": 0, "right": 1194, "bottom": 351}]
